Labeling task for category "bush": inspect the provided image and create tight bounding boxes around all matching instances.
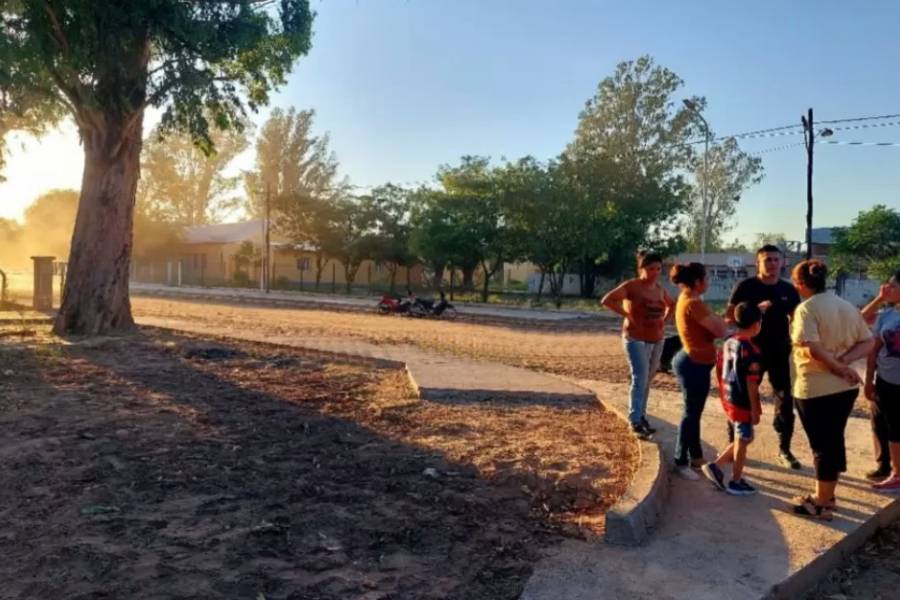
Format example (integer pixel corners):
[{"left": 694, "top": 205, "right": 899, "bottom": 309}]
[
  {"left": 273, "top": 276, "right": 291, "bottom": 290},
  {"left": 233, "top": 271, "right": 250, "bottom": 285}
]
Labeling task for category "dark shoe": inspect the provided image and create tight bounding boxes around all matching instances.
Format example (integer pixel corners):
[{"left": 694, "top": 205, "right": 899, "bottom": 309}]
[
  {"left": 791, "top": 495, "right": 833, "bottom": 521},
  {"left": 701, "top": 463, "right": 726, "bottom": 491},
  {"left": 778, "top": 451, "right": 802, "bottom": 470},
  {"left": 632, "top": 423, "right": 653, "bottom": 440},
  {"left": 640, "top": 417, "right": 657, "bottom": 435},
  {"left": 726, "top": 478, "right": 757, "bottom": 496},
  {"left": 866, "top": 466, "right": 892, "bottom": 481}
]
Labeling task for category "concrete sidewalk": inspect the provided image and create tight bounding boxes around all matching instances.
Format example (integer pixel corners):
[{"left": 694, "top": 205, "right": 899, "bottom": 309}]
[
  {"left": 130, "top": 282, "right": 611, "bottom": 323},
  {"left": 136, "top": 315, "right": 594, "bottom": 404},
  {"left": 523, "top": 377, "right": 900, "bottom": 600}
]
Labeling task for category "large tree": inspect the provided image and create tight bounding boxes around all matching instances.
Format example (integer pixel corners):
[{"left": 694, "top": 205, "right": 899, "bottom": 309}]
[
  {"left": 1, "top": 2, "right": 314, "bottom": 334},
  {"left": 565, "top": 55, "right": 695, "bottom": 290},
  {"left": 137, "top": 121, "right": 250, "bottom": 225}
]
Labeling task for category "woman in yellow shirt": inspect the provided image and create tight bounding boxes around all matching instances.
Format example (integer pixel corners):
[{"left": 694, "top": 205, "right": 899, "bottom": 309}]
[{"left": 790, "top": 260, "right": 874, "bottom": 520}]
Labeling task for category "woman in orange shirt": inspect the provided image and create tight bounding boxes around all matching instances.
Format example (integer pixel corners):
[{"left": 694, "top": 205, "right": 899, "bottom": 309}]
[
  {"left": 671, "top": 262, "right": 728, "bottom": 480},
  {"left": 601, "top": 252, "right": 675, "bottom": 439}
]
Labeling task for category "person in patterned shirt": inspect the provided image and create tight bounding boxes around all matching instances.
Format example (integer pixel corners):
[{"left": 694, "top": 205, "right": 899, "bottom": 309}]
[{"left": 701, "top": 302, "right": 764, "bottom": 496}]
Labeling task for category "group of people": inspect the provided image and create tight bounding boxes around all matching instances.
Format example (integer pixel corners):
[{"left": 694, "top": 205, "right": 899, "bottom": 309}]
[{"left": 602, "top": 245, "right": 900, "bottom": 520}]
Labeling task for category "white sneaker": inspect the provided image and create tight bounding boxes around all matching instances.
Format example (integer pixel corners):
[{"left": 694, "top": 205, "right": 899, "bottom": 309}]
[{"left": 675, "top": 465, "right": 700, "bottom": 480}]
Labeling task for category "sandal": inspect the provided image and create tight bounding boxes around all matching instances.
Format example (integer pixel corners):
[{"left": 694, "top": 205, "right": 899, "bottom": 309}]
[{"left": 791, "top": 495, "right": 834, "bottom": 521}]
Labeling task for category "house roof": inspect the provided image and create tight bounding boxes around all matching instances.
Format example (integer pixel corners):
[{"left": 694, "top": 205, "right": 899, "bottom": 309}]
[
  {"left": 183, "top": 220, "right": 315, "bottom": 251},
  {"left": 671, "top": 252, "right": 756, "bottom": 267},
  {"left": 184, "top": 220, "right": 265, "bottom": 244},
  {"left": 810, "top": 227, "right": 836, "bottom": 245}
]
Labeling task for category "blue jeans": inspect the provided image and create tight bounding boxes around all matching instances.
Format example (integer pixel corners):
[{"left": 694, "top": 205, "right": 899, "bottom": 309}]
[
  {"left": 623, "top": 337, "right": 664, "bottom": 426},
  {"left": 673, "top": 350, "right": 713, "bottom": 466}
]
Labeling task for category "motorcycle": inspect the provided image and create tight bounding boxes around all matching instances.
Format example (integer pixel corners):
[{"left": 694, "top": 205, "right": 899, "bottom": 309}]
[
  {"left": 376, "top": 294, "right": 412, "bottom": 315},
  {"left": 409, "top": 292, "right": 458, "bottom": 320}
]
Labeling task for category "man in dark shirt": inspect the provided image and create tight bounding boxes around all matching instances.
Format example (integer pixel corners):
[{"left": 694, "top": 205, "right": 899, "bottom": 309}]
[{"left": 726, "top": 244, "right": 802, "bottom": 469}]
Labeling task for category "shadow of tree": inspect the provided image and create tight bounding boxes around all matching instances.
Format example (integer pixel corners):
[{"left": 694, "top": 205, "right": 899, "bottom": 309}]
[{"left": 0, "top": 328, "right": 631, "bottom": 599}]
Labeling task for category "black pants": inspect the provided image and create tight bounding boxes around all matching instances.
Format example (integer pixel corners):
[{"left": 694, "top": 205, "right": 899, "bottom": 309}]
[
  {"left": 796, "top": 388, "right": 858, "bottom": 482},
  {"left": 727, "top": 344, "right": 794, "bottom": 452},
  {"left": 871, "top": 377, "right": 900, "bottom": 468}
]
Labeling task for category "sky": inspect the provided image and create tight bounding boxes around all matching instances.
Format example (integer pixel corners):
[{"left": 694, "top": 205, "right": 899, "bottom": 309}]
[{"left": 1, "top": 0, "right": 899, "bottom": 246}]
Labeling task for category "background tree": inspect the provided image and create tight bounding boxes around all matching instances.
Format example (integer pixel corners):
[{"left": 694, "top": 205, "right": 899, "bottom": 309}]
[
  {"left": 409, "top": 189, "right": 458, "bottom": 289},
  {"left": 500, "top": 157, "right": 583, "bottom": 306},
  {"left": 2, "top": 2, "right": 314, "bottom": 334},
  {"left": 323, "top": 196, "right": 374, "bottom": 293},
  {"left": 137, "top": 122, "right": 250, "bottom": 225},
  {"left": 753, "top": 232, "right": 790, "bottom": 251},
  {"left": 358, "top": 184, "right": 417, "bottom": 292},
  {"left": 244, "top": 107, "right": 343, "bottom": 216},
  {"left": 831, "top": 205, "right": 900, "bottom": 281},
  {"left": 21, "top": 188, "right": 79, "bottom": 259},
  {"left": 564, "top": 55, "right": 695, "bottom": 291},
  {"left": 439, "top": 156, "right": 516, "bottom": 301},
  {"left": 685, "top": 136, "right": 764, "bottom": 251}
]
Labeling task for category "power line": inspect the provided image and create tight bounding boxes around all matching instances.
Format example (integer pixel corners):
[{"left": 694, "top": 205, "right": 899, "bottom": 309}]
[
  {"left": 828, "top": 119, "right": 900, "bottom": 133},
  {"left": 818, "top": 113, "right": 900, "bottom": 125},
  {"left": 684, "top": 111, "right": 900, "bottom": 145},
  {"left": 749, "top": 141, "right": 805, "bottom": 156},
  {"left": 818, "top": 139, "right": 900, "bottom": 147}
]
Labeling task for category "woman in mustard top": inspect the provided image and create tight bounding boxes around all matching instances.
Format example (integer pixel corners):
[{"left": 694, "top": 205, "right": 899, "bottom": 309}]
[
  {"left": 670, "top": 262, "right": 727, "bottom": 480},
  {"left": 790, "top": 260, "right": 873, "bottom": 520}
]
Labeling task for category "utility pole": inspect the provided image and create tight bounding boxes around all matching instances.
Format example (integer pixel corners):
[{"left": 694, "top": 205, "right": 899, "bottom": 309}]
[
  {"left": 265, "top": 184, "right": 271, "bottom": 293},
  {"left": 802, "top": 108, "right": 814, "bottom": 260},
  {"left": 683, "top": 99, "right": 711, "bottom": 262}
]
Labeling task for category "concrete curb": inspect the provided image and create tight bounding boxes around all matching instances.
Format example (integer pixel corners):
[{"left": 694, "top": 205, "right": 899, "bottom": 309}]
[
  {"left": 549, "top": 374, "right": 669, "bottom": 546},
  {"left": 765, "top": 496, "right": 900, "bottom": 599},
  {"left": 604, "top": 438, "right": 669, "bottom": 546}
]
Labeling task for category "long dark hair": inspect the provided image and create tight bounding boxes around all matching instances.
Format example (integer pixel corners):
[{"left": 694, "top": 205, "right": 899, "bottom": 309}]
[{"left": 670, "top": 262, "right": 706, "bottom": 289}]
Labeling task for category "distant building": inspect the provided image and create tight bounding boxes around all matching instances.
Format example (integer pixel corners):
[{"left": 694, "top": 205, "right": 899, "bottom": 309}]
[
  {"left": 131, "top": 219, "right": 424, "bottom": 290},
  {"left": 809, "top": 227, "right": 836, "bottom": 259}
]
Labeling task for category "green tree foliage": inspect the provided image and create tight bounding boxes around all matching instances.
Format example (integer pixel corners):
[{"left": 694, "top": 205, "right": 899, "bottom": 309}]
[
  {"left": 686, "top": 136, "right": 764, "bottom": 251},
  {"left": 564, "top": 55, "right": 695, "bottom": 291},
  {"left": 408, "top": 188, "right": 462, "bottom": 289},
  {"left": 831, "top": 205, "right": 900, "bottom": 281},
  {"left": 438, "top": 156, "right": 518, "bottom": 301},
  {"left": 324, "top": 196, "right": 374, "bottom": 293},
  {"left": 138, "top": 122, "right": 250, "bottom": 225},
  {"left": 1, "top": 1, "right": 314, "bottom": 333},
  {"left": 357, "top": 184, "right": 417, "bottom": 292},
  {"left": 497, "top": 157, "right": 582, "bottom": 306}
]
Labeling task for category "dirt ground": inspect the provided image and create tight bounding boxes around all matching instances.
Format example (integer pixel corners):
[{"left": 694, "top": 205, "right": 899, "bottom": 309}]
[
  {"left": 807, "top": 520, "right": 900, "bottom": 600},
  {"left": 131, "top": 297, "right": 683, "bottom": 392},
  {"left": 0, "top": 324, "right": 633, "bottom": 599}
]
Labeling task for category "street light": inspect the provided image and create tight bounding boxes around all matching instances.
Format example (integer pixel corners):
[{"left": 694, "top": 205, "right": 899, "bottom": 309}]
[{"left": 683, "top": 99, "right": 711, "bottom": 263}]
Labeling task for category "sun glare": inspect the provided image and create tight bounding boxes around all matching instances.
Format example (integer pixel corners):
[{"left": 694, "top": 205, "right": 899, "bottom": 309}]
[{"left": 0, "top": 122, "right": 84, "bottom": 222}]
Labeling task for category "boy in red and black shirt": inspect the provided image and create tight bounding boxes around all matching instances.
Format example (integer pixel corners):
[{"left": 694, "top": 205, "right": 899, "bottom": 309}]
[{"left": 702, "top": 302, "right": 764, "bottom": 496}]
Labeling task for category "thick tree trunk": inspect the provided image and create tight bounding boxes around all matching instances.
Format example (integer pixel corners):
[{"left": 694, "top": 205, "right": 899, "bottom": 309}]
[
  {"left": 461, "top": 265, "right": 476, "bottom": 292},
  {"left": 431, "top": 264, "right": 445, "bottom": 290},
  {"left": 54, "top": 112, "right": 144, "bottom": 335},
  {"left": 388, "top": 263, "right": 398, "bottom": 293}
]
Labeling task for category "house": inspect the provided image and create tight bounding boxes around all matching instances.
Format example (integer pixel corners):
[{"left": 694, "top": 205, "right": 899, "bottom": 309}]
[
  {"left": 809, "top": 227, "right": 836, "bottom": 259},
  {"left": 131, "top": 219, "right": 424, "bottom": 291}
]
